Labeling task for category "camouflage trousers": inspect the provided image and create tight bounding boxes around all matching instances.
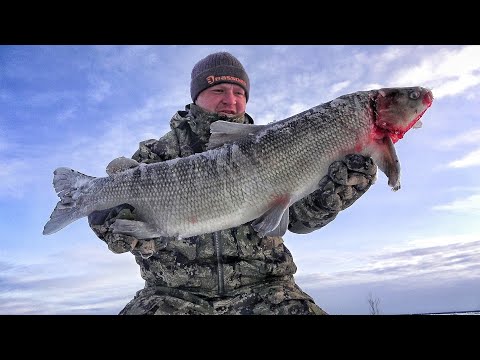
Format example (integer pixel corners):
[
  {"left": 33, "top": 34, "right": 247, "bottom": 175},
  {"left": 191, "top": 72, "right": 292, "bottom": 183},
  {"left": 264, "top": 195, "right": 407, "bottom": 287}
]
[{"left": 119, "top": 279, "right": 327, "bottom": 315}]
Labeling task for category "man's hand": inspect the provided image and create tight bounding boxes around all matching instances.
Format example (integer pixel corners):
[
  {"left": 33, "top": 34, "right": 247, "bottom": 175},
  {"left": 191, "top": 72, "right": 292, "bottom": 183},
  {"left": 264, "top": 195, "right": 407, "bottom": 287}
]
[
  {"left": 88, "top": 204, "right": 166, "bottom": 258},
  {"left": 88, "top": 205, "right": 138, "bottom": 253},
  {"left": 314, "top": 154, "right": 377, "bottom": 211},
  {"left": 288, "top": 154, "right": 377, "bottom": 234}
]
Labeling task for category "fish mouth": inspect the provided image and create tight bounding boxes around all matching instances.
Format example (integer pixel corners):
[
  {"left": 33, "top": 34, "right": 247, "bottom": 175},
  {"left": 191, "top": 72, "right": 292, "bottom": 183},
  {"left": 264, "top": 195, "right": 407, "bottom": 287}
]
[
  {"left": 371, "top": 88, "right": 433, "bottom": 143},
  {"left": 423, "top": 90, "right": 433, "bottom": 107},
  {"left": 372, "top": 110, "right": 427, "bottom": 143}
]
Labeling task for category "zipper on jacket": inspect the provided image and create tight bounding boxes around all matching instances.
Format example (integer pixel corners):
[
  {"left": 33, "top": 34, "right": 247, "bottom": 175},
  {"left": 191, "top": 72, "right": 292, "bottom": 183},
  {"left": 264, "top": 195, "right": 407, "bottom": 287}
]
[{"left": 213, "top": 231, "right": 225, "bottom": 296}]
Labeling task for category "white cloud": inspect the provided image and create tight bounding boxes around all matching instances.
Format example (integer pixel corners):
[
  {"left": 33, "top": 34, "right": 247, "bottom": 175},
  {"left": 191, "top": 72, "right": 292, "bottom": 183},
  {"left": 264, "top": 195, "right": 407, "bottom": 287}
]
[
  {"left": 379, "top": 46, "right": 410, "bottom": 62},
  {"left": 0, "top": 244, "right": 143, "bottom": 314},
  {"left": 362, "top": 83, "right": 384, "bottom": 91},
  {"left": 439, "top": 129, "right": 480, "bottom": 148},
  {"left": 288, "top": 102, "right": 311, "bottom": 117},
  {"left": 433, "top": 193, "right": 480, "bottom": 213},
  {"left": 436, "top": 129, "right": 480, "bottom": 170},
  {"left": 403, "top": 233, "right": 480, "bottom": 248},
  {"left": 330, "top": 80, "right": 350, "bottom": 94},
  {"left": 368, "top": 46, "right": 414, "bottom": 74},
  {"left": 0, "top": 90, "right": 176, "bottom": 200},
  {"left": 390, "top": 45, "right": 480, "bottom": 98},
  {"left": 297, "top": 238, "right": 480, "bottom": 288},
  {"left": 93, "top": 45, "right": 161, "bottom": 73},
  {"left": 433, "top": 75, "right": 480, "bottom": 98},
  {"left": 0, "top": 160, "right": 31, "bottom": 198},
  {"left": 447, "top": 148, "right": 480, "bottom": 168},
  {"left": 40, "top": 92, "right": 176, "bottom": 178}
]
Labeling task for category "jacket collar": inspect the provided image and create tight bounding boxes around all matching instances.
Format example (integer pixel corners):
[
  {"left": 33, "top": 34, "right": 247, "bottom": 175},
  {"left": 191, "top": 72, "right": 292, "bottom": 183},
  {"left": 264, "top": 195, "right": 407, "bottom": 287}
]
[{"left": 170, "top": 103, "right": 254, "bottom": 132}]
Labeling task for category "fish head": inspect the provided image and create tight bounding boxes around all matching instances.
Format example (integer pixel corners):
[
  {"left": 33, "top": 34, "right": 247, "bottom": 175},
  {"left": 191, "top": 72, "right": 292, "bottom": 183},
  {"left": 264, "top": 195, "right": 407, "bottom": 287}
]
[{"left": 372, "top": 86, "right": 433, "bottom": 143}]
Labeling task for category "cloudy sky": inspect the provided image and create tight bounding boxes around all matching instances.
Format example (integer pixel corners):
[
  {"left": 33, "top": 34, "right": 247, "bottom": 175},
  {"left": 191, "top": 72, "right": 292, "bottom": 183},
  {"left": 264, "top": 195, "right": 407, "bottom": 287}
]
[{"left": 1, "top": 45, "right": 479, "bottom": 315}]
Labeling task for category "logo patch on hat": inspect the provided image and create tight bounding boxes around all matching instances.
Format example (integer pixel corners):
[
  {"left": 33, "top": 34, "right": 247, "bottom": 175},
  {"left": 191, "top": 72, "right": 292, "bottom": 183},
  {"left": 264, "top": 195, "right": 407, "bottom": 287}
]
[{"left": 206, "top": 75, "right": 247, "bottom": 87}]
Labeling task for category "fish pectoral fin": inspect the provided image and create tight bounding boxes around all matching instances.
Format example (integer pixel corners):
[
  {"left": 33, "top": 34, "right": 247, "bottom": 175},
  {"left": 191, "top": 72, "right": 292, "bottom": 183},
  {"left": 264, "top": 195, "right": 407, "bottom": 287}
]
[
  {"left": 370, "top": 136, "right": 401, "bottom": 191},
  {"left": 207, "top": 121, "right": 266, "bottom": 150},
  {"left": 251, "top": 202, "right": 290, "bottom": 238},
  {"left": 413, "top": 120, "right": 423, "bottom": 129},
  {"left": 110, "top": 219, "right": 163, "bottom": 239},
  {"left": 106, "top": 157, "right": 141, "bottom": 176}
]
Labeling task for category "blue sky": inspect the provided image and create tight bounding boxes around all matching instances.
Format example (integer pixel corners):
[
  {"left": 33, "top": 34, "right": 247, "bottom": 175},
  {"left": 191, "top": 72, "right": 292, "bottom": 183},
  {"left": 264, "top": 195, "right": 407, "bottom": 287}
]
[{"left": 1, "top": 45, "right": 479, "bottom": 315}]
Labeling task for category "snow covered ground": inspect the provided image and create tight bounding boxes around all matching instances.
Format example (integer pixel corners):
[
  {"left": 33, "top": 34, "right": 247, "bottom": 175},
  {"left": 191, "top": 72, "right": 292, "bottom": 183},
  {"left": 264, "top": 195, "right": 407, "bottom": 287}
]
[{"left": 416, "top": 310, "right": 480, "bottom": 315}]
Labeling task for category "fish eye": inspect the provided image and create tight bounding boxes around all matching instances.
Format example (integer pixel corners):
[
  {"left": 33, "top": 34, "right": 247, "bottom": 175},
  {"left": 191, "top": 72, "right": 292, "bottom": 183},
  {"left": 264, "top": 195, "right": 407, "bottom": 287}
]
[{"left": 409, "top": 90, "right": 420, "bottom": 100}]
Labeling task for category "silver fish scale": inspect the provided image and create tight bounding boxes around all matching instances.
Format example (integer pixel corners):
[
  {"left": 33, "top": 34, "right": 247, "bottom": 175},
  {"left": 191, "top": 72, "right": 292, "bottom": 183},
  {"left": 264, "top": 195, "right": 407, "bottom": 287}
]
[{"left": 86, "top": 92, "right": 373, "bottom": 238}]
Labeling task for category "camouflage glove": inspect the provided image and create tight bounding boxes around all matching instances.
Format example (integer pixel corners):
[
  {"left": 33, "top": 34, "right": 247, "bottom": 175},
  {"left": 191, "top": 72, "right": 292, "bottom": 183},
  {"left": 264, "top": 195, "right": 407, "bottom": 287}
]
[
  {"left": 88, "top": 204, "right": 139, "bottom": 254},
  {"left": 288, "top": 154, "right": 377, "bottom": 234},
  {"left": 88, "top": 204, "right": 166, "bottom": 258}
]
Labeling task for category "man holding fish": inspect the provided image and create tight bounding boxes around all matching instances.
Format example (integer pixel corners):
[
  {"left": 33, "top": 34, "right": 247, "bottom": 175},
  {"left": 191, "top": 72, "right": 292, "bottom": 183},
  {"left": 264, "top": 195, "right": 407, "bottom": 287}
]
[
  {"left": 86, "top": 52, "right": 378, "bottom": 315},
  {"left": 45, "top": 51, "right": 432, "bottom": 314}
]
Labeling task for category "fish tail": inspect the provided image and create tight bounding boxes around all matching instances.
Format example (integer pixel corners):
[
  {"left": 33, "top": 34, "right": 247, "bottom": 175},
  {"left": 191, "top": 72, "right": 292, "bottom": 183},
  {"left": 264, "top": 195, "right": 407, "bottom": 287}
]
[{"left": 43, "top": 167, "right": 96, "bottom": 235}]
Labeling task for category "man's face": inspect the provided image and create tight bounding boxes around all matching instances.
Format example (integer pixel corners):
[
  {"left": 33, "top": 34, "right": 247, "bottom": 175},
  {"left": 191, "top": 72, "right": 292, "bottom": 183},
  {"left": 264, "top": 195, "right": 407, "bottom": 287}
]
[{"left": 195, "top": 83, "right": 247, "bottom": 116}]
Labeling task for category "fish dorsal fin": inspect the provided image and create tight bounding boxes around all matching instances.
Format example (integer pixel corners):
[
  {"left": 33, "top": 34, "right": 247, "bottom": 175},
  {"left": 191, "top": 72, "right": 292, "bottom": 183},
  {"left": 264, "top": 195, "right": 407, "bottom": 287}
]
[
  {"left": 251, "top": 196, "right": 291, "bottom": 237},
  {"left": 207, "top": 121, "right": 266, "bottom": 150},
  {"left": 106, "top": 157, "right": 140, "bottom": 176}
]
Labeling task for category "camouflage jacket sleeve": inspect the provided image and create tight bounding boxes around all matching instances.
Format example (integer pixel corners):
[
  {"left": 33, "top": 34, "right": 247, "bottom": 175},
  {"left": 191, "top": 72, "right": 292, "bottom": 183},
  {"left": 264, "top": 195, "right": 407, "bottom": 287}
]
[
  {"left": 288, "top": 154, "right": 377, "bottom": 234},
  {"left": 88, "top": 130, "right": 180, "bottom": 254},
  {"left": 131, "top": 130, "right": 180, "bottom": 163}
]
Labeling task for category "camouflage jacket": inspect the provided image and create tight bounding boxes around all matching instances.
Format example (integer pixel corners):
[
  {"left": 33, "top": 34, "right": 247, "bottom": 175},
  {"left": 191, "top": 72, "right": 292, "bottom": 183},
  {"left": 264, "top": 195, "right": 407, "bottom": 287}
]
[{"left": 88, "top": 104, "right": 377, "bottom": 310}]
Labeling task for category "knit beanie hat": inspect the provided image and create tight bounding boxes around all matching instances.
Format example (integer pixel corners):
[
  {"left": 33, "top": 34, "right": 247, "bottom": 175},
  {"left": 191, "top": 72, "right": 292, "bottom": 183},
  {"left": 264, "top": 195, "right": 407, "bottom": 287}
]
[{"left": 190, "top": 52, "right": 250, "bottom": 103}]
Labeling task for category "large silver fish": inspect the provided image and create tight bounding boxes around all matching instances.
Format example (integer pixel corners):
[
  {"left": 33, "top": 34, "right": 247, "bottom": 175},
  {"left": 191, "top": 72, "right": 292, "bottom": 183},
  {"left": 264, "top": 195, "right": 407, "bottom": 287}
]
[{"left": 43, "top": 87, "right": 433, "bottom": 239}]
